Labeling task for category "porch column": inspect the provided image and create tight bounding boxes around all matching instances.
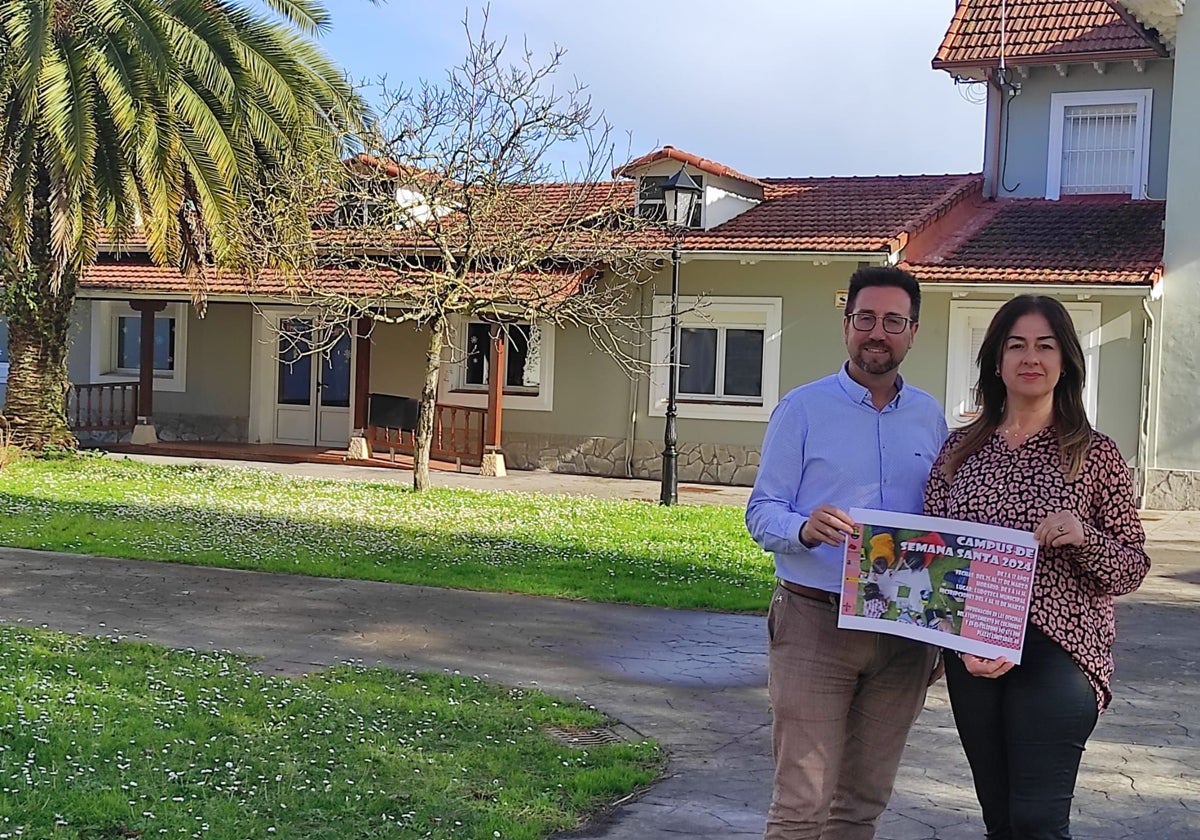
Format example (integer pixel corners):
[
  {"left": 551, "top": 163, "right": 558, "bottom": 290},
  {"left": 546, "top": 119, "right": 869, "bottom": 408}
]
[
  {"left": 481, "top": 323, "right": 507, "bottom": 477},
  {"left": 348, "top": 316, "right": 373, "bottom": 460},
  {"left": 130, "top": 300, "right": 166, "bottom": 444}
]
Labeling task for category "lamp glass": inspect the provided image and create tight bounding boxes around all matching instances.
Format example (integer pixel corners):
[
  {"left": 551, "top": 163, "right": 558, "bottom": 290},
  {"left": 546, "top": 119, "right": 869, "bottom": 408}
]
[{"left": 661, "top": 168, "right": 701, "bottom": 227}]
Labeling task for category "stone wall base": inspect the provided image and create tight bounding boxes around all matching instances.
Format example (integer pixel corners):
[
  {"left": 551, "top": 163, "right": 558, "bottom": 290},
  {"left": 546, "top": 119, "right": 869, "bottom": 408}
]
[
  {"left": 1142, "top": 468, "right": 1200, "bottom": 510},
  {"left": 154, "top": 413, "right": 248, "bottom": 443},
  {"left": 500, "top": 431, "right": 759, "bottom": 486},
  {"left": 76, "top": 413, "right": 247, "bottom": 447}
]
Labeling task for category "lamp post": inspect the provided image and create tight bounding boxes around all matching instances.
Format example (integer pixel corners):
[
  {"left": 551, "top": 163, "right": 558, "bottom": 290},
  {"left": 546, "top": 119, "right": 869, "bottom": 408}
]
[{"left": 659, "top": 166, "right": 702, "bottom": 506}]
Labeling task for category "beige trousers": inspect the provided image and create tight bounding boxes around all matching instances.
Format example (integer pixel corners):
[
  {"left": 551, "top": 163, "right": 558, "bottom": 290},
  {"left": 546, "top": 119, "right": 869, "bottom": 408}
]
[{"left": 765, "top": 585, "right": 936, "bottom": 840}]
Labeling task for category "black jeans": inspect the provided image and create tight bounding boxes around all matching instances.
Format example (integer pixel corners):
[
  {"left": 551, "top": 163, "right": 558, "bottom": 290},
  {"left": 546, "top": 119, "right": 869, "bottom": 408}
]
[{"left": 945, "top": 625, "right": 1099, "bottom": 840}]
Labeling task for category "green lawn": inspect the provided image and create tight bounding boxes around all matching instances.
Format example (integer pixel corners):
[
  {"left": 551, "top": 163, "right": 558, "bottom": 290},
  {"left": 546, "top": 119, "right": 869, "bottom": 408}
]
[
  {"left": 0, "top": 455, "right": 766, "bottom": 836},
  {"left": 0, "top": 456, "right": 773, "bottom": 612},
  {"left": 0, "top": 624, "right": 663, "bottom": 839}
]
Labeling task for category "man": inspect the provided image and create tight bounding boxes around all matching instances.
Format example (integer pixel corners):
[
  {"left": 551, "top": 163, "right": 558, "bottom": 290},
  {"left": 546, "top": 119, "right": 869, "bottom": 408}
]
[{"left": 746, "top": 265, "right": 948, "bottom": 839}]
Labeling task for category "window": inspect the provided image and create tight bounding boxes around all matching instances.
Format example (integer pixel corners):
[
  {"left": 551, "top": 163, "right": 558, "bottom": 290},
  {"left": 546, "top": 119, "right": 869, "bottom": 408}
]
[
  {"left": 1047, "top": 90, "right": 1152, "bottom": 200},
  {"left": 115, "top": 315, "right": 175, "bottom": 373},
  {"left": 649, "top": 296, "right": 782, "bottom": 421},
  {"left": 637, "top": 175, "right": 704, "bottom": 227},
  {"left": 439, "top": 317, "right": 555, "bottom": 411},
  {"left": 89, "top": 301, "right": 188, "bottom": 392},
  {"left": 677, "top": 326, "right": 765, "bottom": 400},
  {"left": 462, "top": 322, "right": 540, "bottom": 392},
  {"left": 0, "top": 318, "right": 9, "bottom": 383},
  {"left": 945, "top": 300, "right": 1099, "bottom": 428},
  {"left": 335, "top": 197, "right": 393, "bottom": 227}
]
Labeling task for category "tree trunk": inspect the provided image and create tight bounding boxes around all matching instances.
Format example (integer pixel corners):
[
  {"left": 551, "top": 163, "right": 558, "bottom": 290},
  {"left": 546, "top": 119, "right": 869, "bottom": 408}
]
[
  {"left": 2, "top": 268, "right": 78, "bottom": 450},
  {"left": 413, "top": 314, "right": 447, "bottom": 491},
  {"left": 0, "top": 182, "right": 79, "bottom": 450}
]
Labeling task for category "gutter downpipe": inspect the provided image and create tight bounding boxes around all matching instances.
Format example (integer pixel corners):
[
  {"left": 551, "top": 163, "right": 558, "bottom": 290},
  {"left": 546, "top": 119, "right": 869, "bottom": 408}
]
[
  {"left": 1138, "top": 291, "right": 1162, "bottom": 507},
  {"left": 625, "top": 267, "right": 655, "bottom": 478},
  {"left": 986, "top": 71, "right": 1006, "bottom": 199}
]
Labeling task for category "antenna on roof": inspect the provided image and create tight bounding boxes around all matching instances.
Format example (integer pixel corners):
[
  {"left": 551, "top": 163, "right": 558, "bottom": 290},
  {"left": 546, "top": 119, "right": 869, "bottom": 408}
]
[{"left": 1000, "top": 0, "right": 1007, "bottom": 72}]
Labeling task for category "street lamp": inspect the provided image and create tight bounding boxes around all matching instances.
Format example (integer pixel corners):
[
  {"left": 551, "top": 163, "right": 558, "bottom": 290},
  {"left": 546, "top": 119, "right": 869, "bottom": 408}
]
[{"left": 659, "top": 166, "right": 702, "bottom": 506}]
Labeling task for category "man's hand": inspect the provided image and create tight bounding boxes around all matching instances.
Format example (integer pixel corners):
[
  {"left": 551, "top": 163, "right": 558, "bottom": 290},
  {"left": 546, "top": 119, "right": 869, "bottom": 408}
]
[{"left": 800, "top": 503, "right": 856, "bottom": 548}]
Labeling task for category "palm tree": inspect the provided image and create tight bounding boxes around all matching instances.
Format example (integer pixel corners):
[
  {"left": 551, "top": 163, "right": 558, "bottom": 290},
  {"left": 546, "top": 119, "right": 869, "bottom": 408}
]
[{"left": 0, "top": 0, "right": 366, "bottom": 447}]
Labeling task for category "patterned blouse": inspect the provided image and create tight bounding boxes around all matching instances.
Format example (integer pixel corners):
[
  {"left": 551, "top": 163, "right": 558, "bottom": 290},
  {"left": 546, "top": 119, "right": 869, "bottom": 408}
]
[{"left": 924, "top": 427, "right": 1150, "bottom": 711}]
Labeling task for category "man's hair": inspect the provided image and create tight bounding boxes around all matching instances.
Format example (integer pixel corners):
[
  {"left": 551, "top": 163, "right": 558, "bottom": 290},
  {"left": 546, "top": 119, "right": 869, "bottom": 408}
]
[{"left": 845, "top": 266, "right": 922, "bottom": 321}]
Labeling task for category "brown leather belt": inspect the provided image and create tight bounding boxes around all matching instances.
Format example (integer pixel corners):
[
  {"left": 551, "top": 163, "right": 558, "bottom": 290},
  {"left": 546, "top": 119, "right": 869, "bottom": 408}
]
[{"left": 777, "top": 578, "right": 840, "bottom": 606}]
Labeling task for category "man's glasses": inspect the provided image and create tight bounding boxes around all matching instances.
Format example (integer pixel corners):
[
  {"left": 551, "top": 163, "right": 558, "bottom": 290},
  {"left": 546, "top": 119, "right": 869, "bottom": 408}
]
[{"left": 845, "top": 312, "right": 914, "bottom": 335}]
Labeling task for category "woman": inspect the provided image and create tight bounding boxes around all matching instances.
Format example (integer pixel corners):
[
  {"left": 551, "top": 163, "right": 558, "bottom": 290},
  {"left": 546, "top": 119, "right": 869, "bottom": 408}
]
[{"left": 924, "top": 295, "right": 1149, "bottom": 840}]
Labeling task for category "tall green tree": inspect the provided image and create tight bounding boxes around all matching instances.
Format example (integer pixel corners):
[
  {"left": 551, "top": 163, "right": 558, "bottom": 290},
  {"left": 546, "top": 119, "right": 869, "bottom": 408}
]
[{"left": 0, "top": 0, "right": 365, "bottom": 448}]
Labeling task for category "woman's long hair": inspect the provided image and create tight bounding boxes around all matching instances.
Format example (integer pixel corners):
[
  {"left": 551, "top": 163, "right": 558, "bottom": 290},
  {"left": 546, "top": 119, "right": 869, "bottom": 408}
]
[{"left": 942, "top": 295, "right": 1092, "bottom": 481}]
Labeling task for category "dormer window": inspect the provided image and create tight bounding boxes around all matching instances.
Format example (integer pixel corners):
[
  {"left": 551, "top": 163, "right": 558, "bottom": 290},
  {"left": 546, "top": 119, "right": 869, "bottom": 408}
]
[
  {"left": 332, "top": 196, "right": 383, "bottom": 227},
  {"left": 638, "top": 175, "right": 704, "bottom": 227},
  {"left": 1047, "top": 90, "right": 1152, "bottom": 200}
]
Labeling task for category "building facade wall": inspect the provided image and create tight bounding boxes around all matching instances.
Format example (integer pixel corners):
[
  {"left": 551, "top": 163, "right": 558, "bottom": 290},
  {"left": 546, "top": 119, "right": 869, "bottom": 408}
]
[
  {"left": 344, "top": 268, "right": 1154, "bottom": 487},
  {"left": 58, "top": 279, "right": 1152, "bottom": 492},
  {"left": 1145, "top": 5, "right": 1200, "bottom": 509},
  {"left": 981, "top": 59, "right": 1173, "bottom": 200},
  {"left": 502, "top": 258, "right": 874, "bottom": 483}
]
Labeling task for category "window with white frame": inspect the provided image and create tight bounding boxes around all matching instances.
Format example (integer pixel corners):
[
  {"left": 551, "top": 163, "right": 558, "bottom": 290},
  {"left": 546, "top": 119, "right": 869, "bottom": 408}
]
[
  {"left": 89, "top": 301, "right": 188, "bottom": 392},
  {"left": 650, "top": 296, "right": 782, "bottom": 421},
  {"left": 0, "top": 318, "right": 9, "bottom": 383},
  {"left": 638, "top": 174, "right": 704, "bottom": 227},
  {"left": 944, "top": 300, "right": 1099, "bottom": 428},
  {"left": 1047, "top": 90, "right": 1152, "bottom": 199},
  {"left": 439, "top": 317, "right": 555, "bottom": 411}
]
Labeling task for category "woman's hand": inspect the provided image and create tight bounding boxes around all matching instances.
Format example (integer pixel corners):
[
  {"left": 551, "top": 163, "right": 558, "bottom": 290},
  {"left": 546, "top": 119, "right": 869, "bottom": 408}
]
[
  {"left": 961, "top": 653, "right": 1015, "bottom": 678},
  {"left": 1034, "top": 511, "right": 1085, "bottom": 548}
]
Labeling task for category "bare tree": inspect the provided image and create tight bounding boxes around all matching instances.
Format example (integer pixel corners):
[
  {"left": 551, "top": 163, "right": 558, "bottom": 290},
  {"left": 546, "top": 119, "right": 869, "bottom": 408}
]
[{"left": 238, "top": 10, "right": 661, "bottom": 490}]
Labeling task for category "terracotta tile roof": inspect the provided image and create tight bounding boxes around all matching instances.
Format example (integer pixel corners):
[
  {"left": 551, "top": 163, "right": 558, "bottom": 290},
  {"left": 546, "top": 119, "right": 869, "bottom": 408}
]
[
  {"left": 902, "top": 196, "right": 1164, "bottom": 285},
  {"left": 98, "top": 175, "right": 983, "bottom": 259},
  {"left": 80, "top": 259, "right": 593, "bottom": 305},
  {"left": 614, "top": 146, "right": 765, "bottom": 188},
  {"left": 81, "top": 261, "right": 381, "bottom": 297},
  {"left": 680, "top": 174, "right": 983, "bottom": 253},
  {"left": 933, "top": 0, "right": 1167, "bottom": 70},
  {"left": 345, "top": 153, "right": 428, "bottom": 181},
  {"left": 97, "top": 230, "right": 148, "bottom": 249},
  {"left": 310, "top": 181, "right": 645, "bottom": 256}
]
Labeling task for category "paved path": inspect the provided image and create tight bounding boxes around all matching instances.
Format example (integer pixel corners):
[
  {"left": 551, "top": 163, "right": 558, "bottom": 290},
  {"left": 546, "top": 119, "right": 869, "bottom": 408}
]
[{"left": 1, "top": 456, "right": 1198, "bottom": 837}]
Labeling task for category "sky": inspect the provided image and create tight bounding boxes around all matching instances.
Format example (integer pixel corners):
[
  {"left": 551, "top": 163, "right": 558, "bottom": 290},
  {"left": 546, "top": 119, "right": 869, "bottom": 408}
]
[{"left": 316, "top": 1, "right": 986, "bottom": 180}]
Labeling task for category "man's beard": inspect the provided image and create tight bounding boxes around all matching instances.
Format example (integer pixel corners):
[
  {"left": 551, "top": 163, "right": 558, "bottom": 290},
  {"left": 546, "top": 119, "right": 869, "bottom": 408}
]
[{"left": 853, "top": 343, "right": 899, "bottom": 375}]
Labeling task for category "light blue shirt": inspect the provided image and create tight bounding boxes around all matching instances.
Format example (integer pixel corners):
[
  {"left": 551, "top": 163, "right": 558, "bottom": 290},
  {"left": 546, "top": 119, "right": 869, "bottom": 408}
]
[{"left": 746, "top": 364, "right": 948, "bottom": 593}]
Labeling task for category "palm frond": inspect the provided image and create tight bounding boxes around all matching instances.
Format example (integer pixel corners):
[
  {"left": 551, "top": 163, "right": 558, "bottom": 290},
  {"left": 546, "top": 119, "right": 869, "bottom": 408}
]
[{"left": 1, "top": 0, "right": 366, "bottom": 300}]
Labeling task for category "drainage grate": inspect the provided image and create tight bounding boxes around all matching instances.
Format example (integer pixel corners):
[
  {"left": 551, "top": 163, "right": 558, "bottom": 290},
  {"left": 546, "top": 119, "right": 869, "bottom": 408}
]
[{"left": 544, "top": 725, "right": 624, "bottom": 746}]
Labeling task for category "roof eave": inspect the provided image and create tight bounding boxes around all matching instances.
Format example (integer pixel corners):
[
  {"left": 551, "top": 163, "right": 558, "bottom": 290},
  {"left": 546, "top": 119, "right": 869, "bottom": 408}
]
[
  {"left": 932, "top": 45, "right": 1167, "bottom": 72},
  {"left": 916, "top": 280, "right": 1155, "bottom": 296},
  {"left": 675, "top": 247, "right": 894, "bottom": 262}
]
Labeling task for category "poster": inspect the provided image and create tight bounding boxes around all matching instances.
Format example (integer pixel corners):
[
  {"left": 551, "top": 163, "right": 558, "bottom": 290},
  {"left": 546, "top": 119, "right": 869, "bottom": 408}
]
[{"left": 837, "top": 508, "right": 1039, "bottom": 663}]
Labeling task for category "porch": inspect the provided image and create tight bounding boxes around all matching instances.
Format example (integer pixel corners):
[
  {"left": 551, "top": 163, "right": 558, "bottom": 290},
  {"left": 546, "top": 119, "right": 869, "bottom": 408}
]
[
  {"left": 68, "top": 309, "right": 512, "bottom": 473},
  {"left": 68, "top": 382, "right": 488, "bottom": 473}
]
